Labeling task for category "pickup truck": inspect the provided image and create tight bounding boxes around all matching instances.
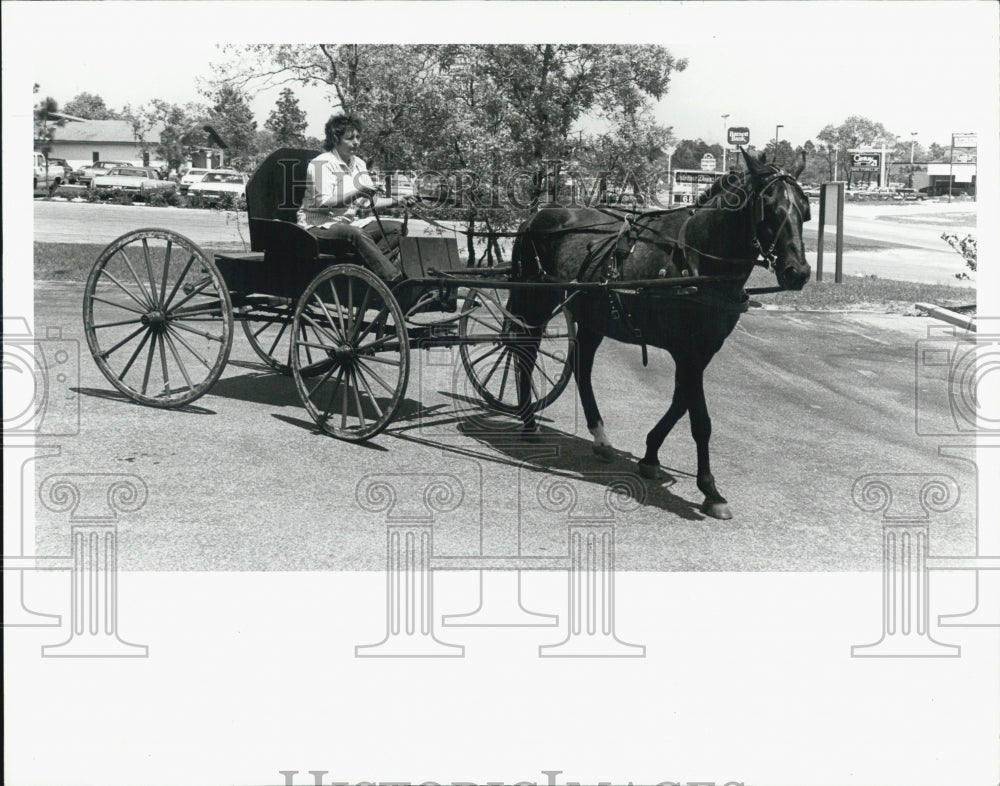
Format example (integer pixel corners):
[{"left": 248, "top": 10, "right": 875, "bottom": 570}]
[{"left": 33, "top": 152, "right": 65, "bottom": 191}]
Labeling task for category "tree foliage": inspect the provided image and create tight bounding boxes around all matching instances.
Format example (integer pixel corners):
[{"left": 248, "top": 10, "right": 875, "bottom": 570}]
[
  {"left": 205, "top": 44, "right": 685, "bottom": 261},
  {"left": 122, "top": 99, "right": 211, "bottom": 173},
  {"left": 33, "top": 85, "right": 65, "bottom": 155},
  {"left": 62, "top": 92, "right": 120, "bottom": 120},
  {"left": 206, "top": 84, "right": 259, "bottom": 170},
  {"left": 264, "top": 87, "right": 308, "bottom": 147}
]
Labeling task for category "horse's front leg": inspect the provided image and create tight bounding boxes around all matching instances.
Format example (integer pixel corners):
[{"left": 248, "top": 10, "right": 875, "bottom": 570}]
[
  {"left": 573, "top": 326, "right": 613, "bottom": 461},
  {"left": 686, "top": 362, "right": 732, "bottom": 520},
  {"left": 638, "top": 365, "right": 688, "bottom": 478},
  {"left": 513, "top": 325, "right": 543, "bottom": 435}
]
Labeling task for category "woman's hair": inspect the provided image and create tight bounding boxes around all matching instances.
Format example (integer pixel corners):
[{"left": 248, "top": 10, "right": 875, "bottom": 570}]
[{"left": 323, "top": 112, "right": 364, "bottom": 151}]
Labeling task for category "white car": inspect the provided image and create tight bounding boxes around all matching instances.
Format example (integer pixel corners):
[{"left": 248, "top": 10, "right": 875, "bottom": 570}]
[
  {"left": 93, "top": 167, "right": 178, "bottom": 196},
  {"left": 178, "top": 168, "right": 211, "bottom": 193},
  {"left": 186, "top": 170, "right": 248, "bottom": 203}
]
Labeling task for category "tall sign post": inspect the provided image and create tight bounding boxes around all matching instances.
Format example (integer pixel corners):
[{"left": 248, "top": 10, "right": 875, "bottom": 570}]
[
  {"left": 727, "top": 127, "right": 750, "bottom": 172},
  {"left": 949, "top": 132, "right": 977, "bottom": 203},
  {"left": 816, "top": 182, "right": 845, "bottom": 283}
]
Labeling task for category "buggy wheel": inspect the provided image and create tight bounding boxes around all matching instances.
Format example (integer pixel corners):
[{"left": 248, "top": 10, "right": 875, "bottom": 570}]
[
  {"left": 458, "top": 288, "right": 575, "bottom": 414},
  {"left": 241, "top": 296, "right": 297, "bottom": 375},
  {"left": 291, "top": 265, "right": 409, "bottom": 442},
  {"left": 83, "top": 228, "right": 233, "bottom": 407}
]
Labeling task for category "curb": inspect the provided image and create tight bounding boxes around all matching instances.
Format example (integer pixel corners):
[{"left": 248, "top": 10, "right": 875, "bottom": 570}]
[{"left": 914, "top": 302, "right": 977, "bottom": 333}]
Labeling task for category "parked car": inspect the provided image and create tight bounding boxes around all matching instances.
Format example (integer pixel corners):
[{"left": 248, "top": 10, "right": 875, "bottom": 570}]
[
  {"left": 76, "top": 160, "right": 135, "bottom": 188},
  {"left": 894, "top": 187, "right": 927, "bottom": 201},
  {"left": 178, "top": 167, "right": 211, "bottom": 193},
  {"left": 186, "top": 170, "right": 248, "bottom": 203},
  {"left": 93, "top": 167, "right": 178, "bottom": 196},
  {"left": 46, "top": 157, "right": 74, "bottom": 184},
  {"left": 33, "top": 152, "right": 65, "bottom": 191}
]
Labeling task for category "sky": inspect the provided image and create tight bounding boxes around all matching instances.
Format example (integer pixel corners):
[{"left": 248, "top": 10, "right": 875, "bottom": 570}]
[{"left": 16, "top": 1, "right": 999, "bottom": 152}]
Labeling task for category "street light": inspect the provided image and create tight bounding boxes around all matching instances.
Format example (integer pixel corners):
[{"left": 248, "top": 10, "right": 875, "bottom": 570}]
[
  {"left": 909, "top": 131, "right": 918, "bottom": 187},
  {"left": 721, "top": 113, "right": 730, "bottom": 172},
  {"left": 774, "top": 124, "right": 783, "bottom": 164}
]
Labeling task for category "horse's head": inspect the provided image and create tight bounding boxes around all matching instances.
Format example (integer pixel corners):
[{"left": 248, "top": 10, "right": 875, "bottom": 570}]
[{"left": 741, "top": 148, "right": 812, "bottom": 291}]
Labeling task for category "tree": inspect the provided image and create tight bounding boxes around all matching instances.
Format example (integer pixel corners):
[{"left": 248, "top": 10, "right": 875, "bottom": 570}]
[
  {"left": 264, "top": 88, "right": 308, "bottom": 147},
  {"left": 34, "top": 86, "right": 65, "bottom": 157},
  {"left": 206, "top": 44, "right": 688, "bottom": 261},
  {"left": 671, "top": 139, "right": 723, "bottom": 170},
  {"left": 816, "top": 116, "right": 895, "bottom": 187},
  {"left": 122, "top": 100, "right": 211, "bottom": 174},
  {"left": 206, "top": 84, "right": 258, "bottom": 170},
  {"left": 62, "top": 92, "right": 120, "bottom": 120}
]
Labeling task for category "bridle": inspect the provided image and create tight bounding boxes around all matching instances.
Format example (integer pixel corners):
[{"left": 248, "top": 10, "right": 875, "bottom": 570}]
[{"left": 747, "top": 171, "right": 810, "bottom": 272}]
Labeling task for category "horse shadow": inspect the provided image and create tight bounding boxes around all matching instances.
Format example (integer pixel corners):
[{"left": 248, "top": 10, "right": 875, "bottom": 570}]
[{"left": 386, "top": 393, "right": 704, "bottom": 521}]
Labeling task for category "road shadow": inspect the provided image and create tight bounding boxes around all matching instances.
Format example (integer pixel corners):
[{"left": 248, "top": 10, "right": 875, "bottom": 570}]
[
  {"left": 385, "top": 395, "right": 704, "bottom": 521},
  {"left": 72, "top": 387, "right": 216, "bottom": 415},
  {"left": 208, "top": 372, "right": 302, "bottom": 408},
  {"left": 270, "top": 413, "right": 390, "bottom": 452}
]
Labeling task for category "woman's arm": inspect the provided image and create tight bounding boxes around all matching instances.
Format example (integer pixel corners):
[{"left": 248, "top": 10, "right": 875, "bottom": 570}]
[{"left": 314, "top": 160, "right": 377, "bottom": 208}]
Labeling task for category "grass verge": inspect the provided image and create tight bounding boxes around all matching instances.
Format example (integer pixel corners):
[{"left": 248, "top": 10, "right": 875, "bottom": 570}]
[
  {"left": 745, "top": 266, "right": 974, "bottom": 313},
  {"left": 36, "top": 241, "right": 975, "bottom": 315}
]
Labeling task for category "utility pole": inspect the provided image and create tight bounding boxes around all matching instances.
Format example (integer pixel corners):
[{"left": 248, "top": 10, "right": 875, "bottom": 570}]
[
  {"left": 909, "top": 131, "right": 918, "bottom": 188},
  {"left": 774, "top": 124, "right": 783, "bottom": 165},
  {"left": 721, "top": 113, "right": 729, "bottom": 172}
]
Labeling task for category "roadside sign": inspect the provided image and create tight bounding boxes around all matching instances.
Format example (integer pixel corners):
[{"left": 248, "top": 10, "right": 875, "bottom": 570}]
[
  {"left": 727, "top": 127, "right": 750, "bottom": 145},
  {"left": 952, "top": 133, "right": 977, "bottom": 148},
  {"left": 671, "top": 169, "right": 717, "bottom": 203},
  {"left": 850, "top": 152, "right": 881, "bottom": 171},
  {"left": 700, "top": 153, "right": 717, "bottom": 172}
]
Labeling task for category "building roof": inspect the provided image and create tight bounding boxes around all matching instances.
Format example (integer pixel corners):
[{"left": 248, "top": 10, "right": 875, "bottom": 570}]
[{"left": 54, "top": 119, "right": 165, "bottom": 143}]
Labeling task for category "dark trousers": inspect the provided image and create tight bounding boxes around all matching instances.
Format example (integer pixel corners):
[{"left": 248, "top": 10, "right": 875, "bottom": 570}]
[{"left": 308, "top": 220, "right": 405, "bottom": 281}]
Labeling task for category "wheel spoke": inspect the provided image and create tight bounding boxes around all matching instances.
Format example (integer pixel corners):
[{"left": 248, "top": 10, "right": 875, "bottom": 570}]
[
  {"left": 328, "top": 280, "right": 349, "bottom": 339},
  {"left": 355, "top": 357, "right": 397, "bottom": 397},
  {"left": 159, "top": 239, "right": 173, "bottom": 310},
  {"left": 302, "top": 306, "right": 343, "bottom": 347},
  {"left": 469, "top": 343, "right": 503, "bottom": 367},
  {"left": 92, "top": 316, "right": 145, "bottom": 330},
  {"left": 496, "top": 349, "right": 513, "bottom": 400},
  {"left": 356, "top": 332, "right": 400, "bottom": 355},
  {"left": 118, "top": 329, "right": 153, "bottom": 380},
  {"left": 347, "top": 283, "right": 373, "bottom": 343},
  {"left": 141, "top": 335, "right": 157, "bottom": 396},
  {"left": 163, "top": 252, "right": 197, "bottom": 310},
  {"left": 116, "top": 248, "right": 155, "bottom": 308},
  {"left": 320, "top": 367, "right": 346, "bottom": 423},
  {"left": 263, "top": 321, "right": 289, "bottom": 356},
  {"left": 142, "top": 238, "right": 159, "bottom": 307},
  {"left": 169, "top": 276, "right": 214, "bottom": 311},
  {"left": 98, "top": 269, "right": 153, "bottom": 312},
  {"left": 157, "top": 333, "right": 171, "bottom": 395},
  {"left": 169, "top": 320, "right": 224, "bottom": 343},
  {"left": 165, "top": 325, "right": 213, "bottom": 370},
  {"left": 90, "top": 295, "right": 147, "bottom": 316},
  {"left": 352, "top": 304, "right": 391, "bottom": 346},
  {"left": 353, "top": 365, "right": 384, "bottom": 420},
  {"left": 357, "top": 354, "right": 401, "bottom": 367},
  {"left": 100, "top": 325, "right": 148, "bottom": 360},
  {"left": 481, "top": 346, "right": 511, "bottom": 389},
  {"left": 348, "top": 367, "right": 367, "bottom": 431},
  {"left": 163, "top": 331, "right": 194, "bottom": 391},
  {"left": 306, "top": 358, "right": 341, "bottom": 398}
]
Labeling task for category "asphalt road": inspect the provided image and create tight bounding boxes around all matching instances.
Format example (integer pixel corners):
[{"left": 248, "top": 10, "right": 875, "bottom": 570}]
[{"left": 30, "top": 279, "right": 977, "bottom": 572}]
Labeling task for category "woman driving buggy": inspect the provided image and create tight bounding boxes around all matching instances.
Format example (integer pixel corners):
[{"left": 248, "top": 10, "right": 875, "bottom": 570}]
[{"left": 297, "top": 112, "right": 416, "bottom": 289}]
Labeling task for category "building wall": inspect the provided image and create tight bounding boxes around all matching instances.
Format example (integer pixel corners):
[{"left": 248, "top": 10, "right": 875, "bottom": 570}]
[{"left": 48, "top": 141, "right": 165, "bottom": 170}]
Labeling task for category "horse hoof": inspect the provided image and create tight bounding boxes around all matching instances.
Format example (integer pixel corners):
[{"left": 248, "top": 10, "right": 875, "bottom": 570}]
[
  {"left": 637, "top": 460, "right": 659, "bottom": 479},
  {"left": 591, "top": 443, "right": 614, "bottom": 463},
  {"left": 701, "top": 501, "right": 733, "bottom": 520}
]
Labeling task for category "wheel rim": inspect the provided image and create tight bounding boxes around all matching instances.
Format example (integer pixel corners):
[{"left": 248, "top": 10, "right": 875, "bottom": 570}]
[
  {"left": 458, "top": 288, "right": 575, "bottom": 414},
  {"left": 241, "top": 297, "right": 297, "bottom": 375},
  {"left": 291, "top": 265, "right": 409, "bottom": 441},
  {"left": 83, "top": 229, "right": 233, "bottom": 407}
]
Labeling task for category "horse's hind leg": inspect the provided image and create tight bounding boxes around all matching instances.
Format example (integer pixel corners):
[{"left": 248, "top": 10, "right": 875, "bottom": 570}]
[
  {"left": 573, "top": 325, "right": 613, "bottom": 461},
  {"left": 686, "top": 361, "right": 732, "bottom": 520},
  {"left": 638, "top": 365, "right": 688, "bottom": 478}
]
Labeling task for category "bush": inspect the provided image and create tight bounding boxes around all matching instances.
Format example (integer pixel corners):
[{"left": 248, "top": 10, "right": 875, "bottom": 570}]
[
  {"left": 942, "top": 232, "right": 977, "bottom": 280},
  {"left": 185, "top": 192, "right": 208, "bottom": 210},
  {"left": 142, "top": 188, "right": 182, "bottom": 208}
]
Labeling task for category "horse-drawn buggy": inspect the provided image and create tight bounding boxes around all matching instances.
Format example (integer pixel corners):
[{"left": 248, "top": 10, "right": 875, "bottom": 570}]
[{"left": 83, "top": 146, "right": 812, "bottom": 518}]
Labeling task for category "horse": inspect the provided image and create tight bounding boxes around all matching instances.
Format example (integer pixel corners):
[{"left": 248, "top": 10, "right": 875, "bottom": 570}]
[{"left": 506, "top": 148, "right": 812, "bottom": 519}]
